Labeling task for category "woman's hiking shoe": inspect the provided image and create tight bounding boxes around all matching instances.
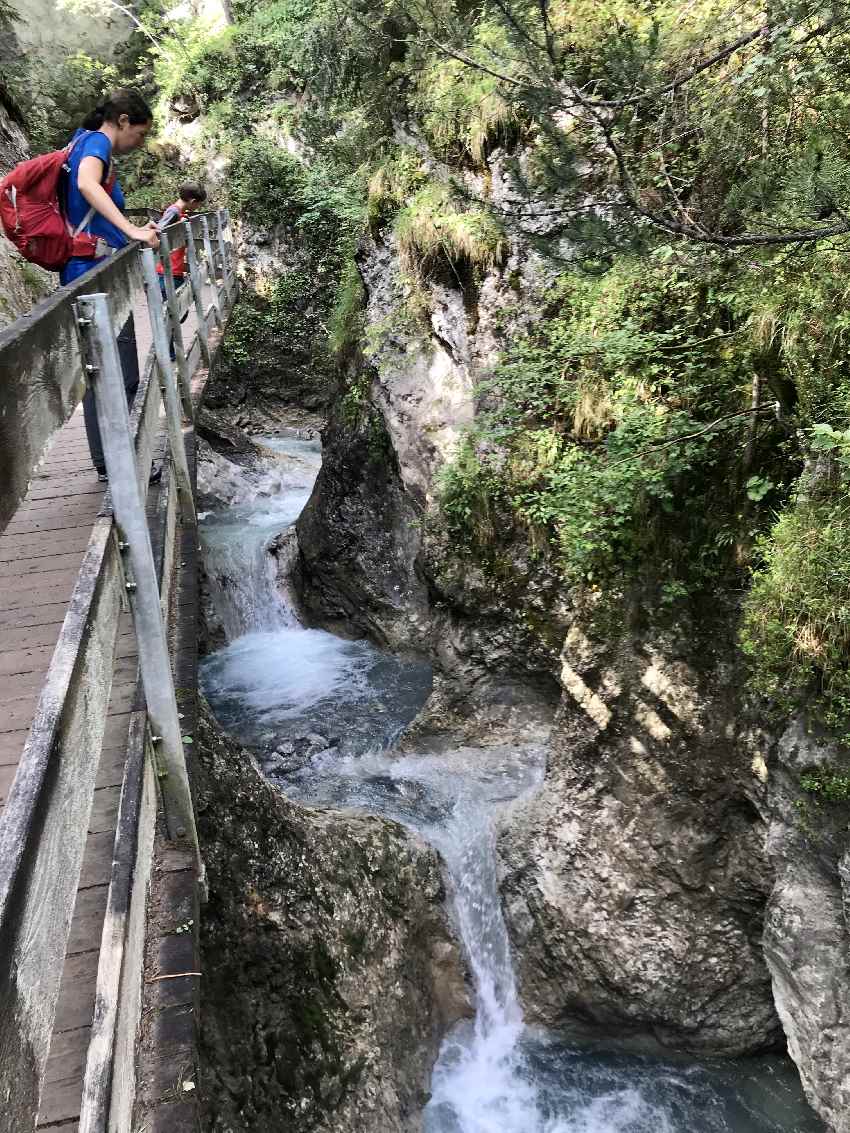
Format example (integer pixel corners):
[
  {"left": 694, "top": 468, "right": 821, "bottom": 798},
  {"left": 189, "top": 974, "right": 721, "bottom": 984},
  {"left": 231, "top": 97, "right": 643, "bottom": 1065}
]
[{"left": 95, "top": 461, "right": 162, "bottom": 485}]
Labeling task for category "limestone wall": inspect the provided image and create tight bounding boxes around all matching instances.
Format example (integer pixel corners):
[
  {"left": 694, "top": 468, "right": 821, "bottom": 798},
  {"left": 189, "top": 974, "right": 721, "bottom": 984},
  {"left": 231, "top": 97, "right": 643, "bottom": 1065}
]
[{"left": 13, "top": 0, "right": 134, "bottom": 62}]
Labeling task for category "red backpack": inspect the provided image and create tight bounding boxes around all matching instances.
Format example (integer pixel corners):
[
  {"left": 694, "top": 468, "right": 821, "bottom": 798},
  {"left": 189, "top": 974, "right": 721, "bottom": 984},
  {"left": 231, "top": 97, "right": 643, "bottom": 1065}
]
[{"left": 0, "top": 134, "right": 114, "bottom": 271}]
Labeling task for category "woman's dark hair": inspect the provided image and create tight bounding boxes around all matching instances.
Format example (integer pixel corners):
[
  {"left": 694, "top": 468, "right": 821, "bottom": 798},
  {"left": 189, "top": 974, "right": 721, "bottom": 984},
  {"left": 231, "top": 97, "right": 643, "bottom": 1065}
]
[
  {"left": 82, "top": 88, "right": 153, "bottom": 131},
  {"left": 179, "top": 182, "right": 207, "bottom": 203}
]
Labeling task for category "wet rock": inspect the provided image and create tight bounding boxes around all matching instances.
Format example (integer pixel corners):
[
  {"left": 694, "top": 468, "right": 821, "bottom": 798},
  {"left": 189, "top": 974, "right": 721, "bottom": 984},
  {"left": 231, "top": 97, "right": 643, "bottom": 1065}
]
[
  {"left": 194, "top": 698, "right": 469, "bottom": 1133},
  {"left": 303, "top": 732, "right": 330, "bottom": 752},
  {"left": 498, "top": 613, "right": 783, "bottom": 1056},
  {"left": 760, "top": 718, "right": 850, "bottom": 1132}
]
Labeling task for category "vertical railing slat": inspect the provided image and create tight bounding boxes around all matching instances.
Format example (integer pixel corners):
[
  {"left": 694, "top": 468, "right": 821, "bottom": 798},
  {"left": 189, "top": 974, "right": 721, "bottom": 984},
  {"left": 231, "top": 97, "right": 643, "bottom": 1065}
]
[
  {"left": 184, "top": 220, "right": 212, "bottom": 370},
  {"left": 157, "top": 231, "right": 194, "bottom": 419},
  {"left": 75, "top": 292, "right": 203, "bottom": 875},
  {"left": 200, "top": 216, "right": 224, "bottom": 330},
  {"left": 139, "top": 249, "right": 197, "bottom": 526}
]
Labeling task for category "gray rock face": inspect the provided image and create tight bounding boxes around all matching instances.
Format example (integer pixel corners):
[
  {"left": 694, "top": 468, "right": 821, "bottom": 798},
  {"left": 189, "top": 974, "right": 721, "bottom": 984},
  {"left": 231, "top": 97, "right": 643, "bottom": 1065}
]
[
  {"left": 498, "top": 615, "right": 783, "bottom": 1055},
  {"left": 296, "top": 217, "right": 568, "bottom": 695},
  {"left": 195, "top": 698, "right": 469, "bottom": 1133},
  {"left": 0, "top": 92, "right": 51, "bottom": 331},
  {"left": 761, "top": 719, "right": 850, "bottom": 1132}
]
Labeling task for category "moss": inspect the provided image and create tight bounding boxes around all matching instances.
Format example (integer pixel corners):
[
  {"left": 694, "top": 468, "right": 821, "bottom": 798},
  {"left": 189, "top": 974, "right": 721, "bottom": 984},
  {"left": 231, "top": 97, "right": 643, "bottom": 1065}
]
[
  {"left": 367, "top": 148, "right": 429, "bottom": 230},
  {"left": 394, "top": 184, "right": 506, "bottom": 276},
  {"left": 411, "top": 28, "right": 522, "bottom": 167},
  {"left": 800, "top": 767, "right": 850, "bottom": 802},
  {"left": 328, "top": 259, "right": 366, "bottom": 368}
]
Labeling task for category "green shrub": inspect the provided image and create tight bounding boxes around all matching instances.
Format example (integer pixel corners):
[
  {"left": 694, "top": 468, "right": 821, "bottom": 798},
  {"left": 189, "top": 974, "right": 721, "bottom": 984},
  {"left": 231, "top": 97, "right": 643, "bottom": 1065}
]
[
  {"left": 438, "top": 256, "right": 786, "bottom": 592},
  {"left": 740, "top": 496, "right": 850, "bottom": 737},
  {"left": 367, "top": 149, "right": 429, "bottom": 230},
  {"left": 800, "top": 768, "right": 850, "bottom": 802}
]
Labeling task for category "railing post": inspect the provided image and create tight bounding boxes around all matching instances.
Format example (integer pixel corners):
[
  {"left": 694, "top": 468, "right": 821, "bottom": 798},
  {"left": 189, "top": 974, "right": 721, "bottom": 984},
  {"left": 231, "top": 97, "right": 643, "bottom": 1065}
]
[
  {"left": 184, "top": 219, "right": 212, "bottom": 370},
  {"left": 212, "top": 208, "right": 226, "bottom": 279},
  {"left": 75, "top": 292, "right": 203, "bottom": 879},
  {"left": 217, "top": 207, "right": 235, "bottom": 300},
  {"left": 200, "top": 215, "right": 224, "bottom": 330},
  {"left": 139, "top": 249, "right": 197, "bottom": 526},
  {"left": 157, "top": 231, "right": 194, "bottom": 419}
]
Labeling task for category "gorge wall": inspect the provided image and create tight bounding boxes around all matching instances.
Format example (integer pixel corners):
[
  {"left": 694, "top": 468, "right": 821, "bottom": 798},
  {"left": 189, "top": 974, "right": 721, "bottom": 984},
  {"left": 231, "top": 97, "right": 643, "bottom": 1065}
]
[{"left": 289, "top": 151, "right": 850, "bottom": 1132}]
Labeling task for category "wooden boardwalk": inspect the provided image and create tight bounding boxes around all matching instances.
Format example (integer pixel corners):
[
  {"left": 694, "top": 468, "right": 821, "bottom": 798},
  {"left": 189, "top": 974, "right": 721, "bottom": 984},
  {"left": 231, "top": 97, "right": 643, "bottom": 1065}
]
[{"left": 0, "top": 301, "right": 193, "bottom": 1130}]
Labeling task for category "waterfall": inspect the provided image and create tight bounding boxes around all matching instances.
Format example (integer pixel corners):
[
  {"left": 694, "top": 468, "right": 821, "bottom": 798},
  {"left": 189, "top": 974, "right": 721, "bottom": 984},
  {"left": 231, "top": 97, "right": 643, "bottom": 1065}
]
[
  {"left": 199, "top": 437, "right": 320, "bottom": 638},
  {"left": 199, "top": 433, "right": 824, "bottom": 1133}
]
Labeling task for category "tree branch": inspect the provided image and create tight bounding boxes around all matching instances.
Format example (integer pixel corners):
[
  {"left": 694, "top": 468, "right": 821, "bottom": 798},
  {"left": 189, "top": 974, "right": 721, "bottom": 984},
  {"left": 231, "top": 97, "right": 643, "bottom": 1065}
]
[{"left": 605, "top": 407, "right": 775, "bottom": 468}]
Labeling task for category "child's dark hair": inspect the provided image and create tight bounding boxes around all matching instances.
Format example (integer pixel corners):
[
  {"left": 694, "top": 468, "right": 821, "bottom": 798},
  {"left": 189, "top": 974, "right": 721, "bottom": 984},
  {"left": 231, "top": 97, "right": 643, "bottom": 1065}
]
[
  {"left": 82, "top": 88, "right": 153, "bottom": 131},
  {"left": 180, "top": 182, "right": 207, "bottom": 203}
]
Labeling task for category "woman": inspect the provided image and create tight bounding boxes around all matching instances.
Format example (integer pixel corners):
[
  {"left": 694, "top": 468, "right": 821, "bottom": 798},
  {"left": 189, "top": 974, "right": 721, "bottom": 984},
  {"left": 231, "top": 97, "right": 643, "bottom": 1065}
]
[{"left": 62, "top": 88, "right": 161, "bottom": 481}]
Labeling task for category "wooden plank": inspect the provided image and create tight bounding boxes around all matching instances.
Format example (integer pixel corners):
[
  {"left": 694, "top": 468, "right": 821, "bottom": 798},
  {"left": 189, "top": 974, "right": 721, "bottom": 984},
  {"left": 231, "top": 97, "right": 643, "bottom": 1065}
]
[
  {"left": 0, "top": 584, "right": 79, "bottom": 614},
  {"left": 0, "top": 762, "right": 15, "bottom": 804},
  {"left": 79, "top": 714, "right": 150, "bottom": 1133},
  {"left": 43, "top": 1027, "right": 90, "bottom": 1085},
  {"left": 0, "top": 695, "right": 39, "bottom": 733},
  {"left": 96, "top": 748, "right": 130, "bottom": 791},
  {"left": 88, "top": 787, "right": 121, "bottom": 836},
  {"left": 0, "top": 531, "right": 92, "bottom": 563},
  {"left": 0, "top": 552, "right": 97, "bottom": 579},
  {"left": 0, "top": 519, "right": 122, "bottom": 1131},
  {"left": 67, "top": 887, "right": 109, "bottom": 956},
  {"left": 0, "top": 729, "right": 30, "bottom": 766},
  {"left": 0, "top": 644, "right": 60, "bottom": 676},
  {"left": 3, "top": 508, "right": 106, "bottom": 537},
  {"left": 0, "top": 669, "right": 52, "bottom": 703},
  {"left": 53, "top": 950, "right": 100, "bottom": 1035},
  {"left": 0, "top": 566, "right": 85, "bottom": 593},
  {"left": 79, "top": 832, "right": 117, "bottom": 891},
  {"left": 19, "top": 488, "right": 103, "bottom": 509}
]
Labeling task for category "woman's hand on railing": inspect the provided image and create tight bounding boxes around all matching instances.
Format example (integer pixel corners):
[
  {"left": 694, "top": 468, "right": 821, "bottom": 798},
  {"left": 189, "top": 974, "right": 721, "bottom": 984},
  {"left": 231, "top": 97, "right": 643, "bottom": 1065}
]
[{"left": 129, "top": 223, "right": 160, "bottom": 251}]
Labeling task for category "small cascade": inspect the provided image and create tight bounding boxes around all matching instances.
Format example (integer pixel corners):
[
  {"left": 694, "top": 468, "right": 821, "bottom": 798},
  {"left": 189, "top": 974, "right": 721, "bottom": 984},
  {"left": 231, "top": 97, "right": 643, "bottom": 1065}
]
[
  {"left": 199, "top": 432, "right": 824, "bottom": 1133},
  {"left": 199, "top": 436, "right": 320, "bottom": 638}
]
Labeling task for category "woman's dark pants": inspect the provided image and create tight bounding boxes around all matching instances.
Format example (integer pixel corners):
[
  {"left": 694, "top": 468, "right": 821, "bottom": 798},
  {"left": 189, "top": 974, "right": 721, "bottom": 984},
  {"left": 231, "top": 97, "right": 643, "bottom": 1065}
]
[{"left": 83, "top": 313, "right": 140, "bottom": 474}]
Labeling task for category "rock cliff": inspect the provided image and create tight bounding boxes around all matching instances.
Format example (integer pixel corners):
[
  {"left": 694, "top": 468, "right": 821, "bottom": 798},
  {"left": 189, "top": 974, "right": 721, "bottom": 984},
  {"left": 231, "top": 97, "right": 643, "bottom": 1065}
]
[
  {"left": 760, "top": 719, "right": 850, "bottom": 1133},
  {"left": 293, "top": 157, "right": 850, "bottom": 1129},
  {"left": 194, "top": 698, "right": 468, "bottom": 1133},
  {"left": 497, "top": 610, "right": 782, "bottom": 1055},
  {"left": 0, "top": 87, "right": 51, "bottom": 331}
]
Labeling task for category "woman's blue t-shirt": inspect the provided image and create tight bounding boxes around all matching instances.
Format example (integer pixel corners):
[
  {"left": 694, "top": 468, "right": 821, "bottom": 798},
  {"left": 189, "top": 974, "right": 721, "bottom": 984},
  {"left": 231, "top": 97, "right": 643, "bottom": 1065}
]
[{"left": 60, "top": 129, "right": 128, "bottom": 286}]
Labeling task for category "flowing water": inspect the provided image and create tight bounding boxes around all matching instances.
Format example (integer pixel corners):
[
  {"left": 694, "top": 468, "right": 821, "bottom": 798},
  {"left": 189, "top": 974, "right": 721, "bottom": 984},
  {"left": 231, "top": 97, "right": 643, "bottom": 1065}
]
[{"left": 199, "top": 434, "right": 823, "bottom": 1133}]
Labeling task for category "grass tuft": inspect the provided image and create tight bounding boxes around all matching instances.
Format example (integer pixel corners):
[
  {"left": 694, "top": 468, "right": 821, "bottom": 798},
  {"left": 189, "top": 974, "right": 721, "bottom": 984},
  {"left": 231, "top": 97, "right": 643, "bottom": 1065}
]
[{"left": 394, "top": 185, "right": 506, "bottom": 275}]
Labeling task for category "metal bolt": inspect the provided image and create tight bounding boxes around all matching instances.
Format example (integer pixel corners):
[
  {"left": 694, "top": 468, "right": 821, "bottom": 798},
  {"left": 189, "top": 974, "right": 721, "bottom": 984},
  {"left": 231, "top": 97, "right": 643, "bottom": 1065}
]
[
  {"left": 85, "top": 364, "right": 98, "bottom": 375},
  {"left": 125, "top": 581, "right": 137, "bottom": 592},
  {"left": 77, "top": 317, "right": 92, "bottom": 328},
  {"left": 118, "top": 540, "right": 129, "bottom": 551},
  {"left": 150, "top": 734, "right": 162, "bottom": 744}
]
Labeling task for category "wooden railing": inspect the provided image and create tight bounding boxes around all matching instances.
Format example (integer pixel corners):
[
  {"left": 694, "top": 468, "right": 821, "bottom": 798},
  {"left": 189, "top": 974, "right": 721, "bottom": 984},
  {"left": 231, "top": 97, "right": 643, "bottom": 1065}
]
[{"left": 0, "top": 209, "right": 238, "bottom": 1132}]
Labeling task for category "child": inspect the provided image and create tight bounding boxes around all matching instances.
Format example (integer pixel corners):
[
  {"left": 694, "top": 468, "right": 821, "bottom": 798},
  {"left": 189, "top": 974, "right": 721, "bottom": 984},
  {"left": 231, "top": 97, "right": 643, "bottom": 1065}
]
[
  {"left": 156, "top": 183, "right": 207, "bottom": 359},
  {"left": 156, "top": 182, "right": 208, "bottom": 291}
]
